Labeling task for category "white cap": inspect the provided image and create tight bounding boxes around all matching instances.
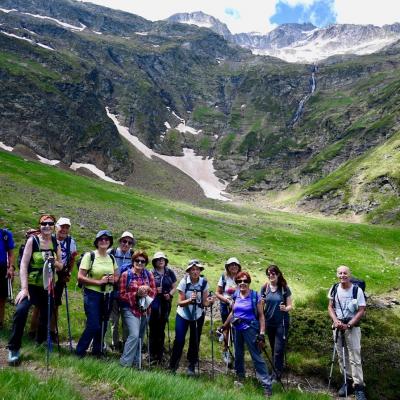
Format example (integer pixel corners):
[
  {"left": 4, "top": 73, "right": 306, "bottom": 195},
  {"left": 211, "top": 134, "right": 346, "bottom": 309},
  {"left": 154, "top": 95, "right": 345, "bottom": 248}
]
[
  {"left": 56, "top": 217, "right": 71, "bottom": 226},
  {"left": 119, "top": 231, "right": 136, "bottom": 246},
  {"left": 225, "top": 257, "right": 240, "bottom": 267}
]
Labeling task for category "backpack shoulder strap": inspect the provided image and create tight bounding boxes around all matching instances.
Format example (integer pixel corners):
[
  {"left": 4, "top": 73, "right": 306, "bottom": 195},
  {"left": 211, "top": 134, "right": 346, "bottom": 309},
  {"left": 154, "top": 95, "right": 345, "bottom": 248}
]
[
  {"left": 221, "top": 273, "right": 226, "bottom": 291},
  {"left": 251, "top": 289, "right": 258, "bottom": 318},
  {"left": 201, "top": 277, "right": 207, "bottom": 293},
  {"left": 87, "top": 251, "right": 95, "bottom": 276},
  {"left": 109, "top": 248, "right": 116, "bottom": 257},
  {"left": 109, "top": 253, "right": 116, "bottom": 266},
  {"left": 51, "top": 235, "right": 58, "bottom": 254},
  {"left": 261, "top": 283, "right": 270, "bottom": 298},
  {"left": 330, "top": 283, "right": 339, "bottom": 307},
  {"left": 352, "top": 284, "right": 359, "bottom": 300}
]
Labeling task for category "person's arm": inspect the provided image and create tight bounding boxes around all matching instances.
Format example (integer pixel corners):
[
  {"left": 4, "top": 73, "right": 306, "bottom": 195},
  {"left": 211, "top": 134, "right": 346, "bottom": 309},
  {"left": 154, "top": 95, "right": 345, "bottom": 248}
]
[
  {"left": 328, "top": 299, "right": 344, "bottom": 330},
  {"left": 178, "top": 289, "right": 195, "bottom": 307},
  {"left": 15, "top": 237, "right": 33, "bottom": 304},
  {"left": 6, "top": 248, "right": 15, "bottom": 279},
  {"left": 215, "top": 285, "right": 228, "bottom": 302},
  {"left": 221, "top": 309, "right": 234, "bottom": 329},
  {"left": 77, "top": 255, "right": 109, "bottom": 287},
  {"left": 53, "top": 243, "right": 63, "bottom": 271},
  {"left": 257, "top": 301, "right": 266, "bottom": 335},
  {"left": 280, "top": 295, "right": 293, "bottom": 312},
  {"left": 346, "top": 306, "right": 366, "bottom": 329}
]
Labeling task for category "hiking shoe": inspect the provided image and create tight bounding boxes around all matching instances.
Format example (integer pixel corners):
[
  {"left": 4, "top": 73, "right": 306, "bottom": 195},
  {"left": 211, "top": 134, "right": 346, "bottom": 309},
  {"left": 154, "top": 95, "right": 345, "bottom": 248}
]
[
  {"left": 354, "top": 385, "right": 367, "bottom": 400},
  {"left": 338, "top": 380, "right": 354, "bottom": 397},
  {"left": 187, "top": 366, "right": 196, "bottom": 376},
  {"left": 264, "top": 388, "right": 272, "bottom": 398},
  {"left": 8, "top": 350, "right": 20, "bottom": 365},
  {"left": 223, "top": 350, "right": 230, "bottom": 364},
  {"left": 234, "top": 380, "right": 244, "bottom": 388}
]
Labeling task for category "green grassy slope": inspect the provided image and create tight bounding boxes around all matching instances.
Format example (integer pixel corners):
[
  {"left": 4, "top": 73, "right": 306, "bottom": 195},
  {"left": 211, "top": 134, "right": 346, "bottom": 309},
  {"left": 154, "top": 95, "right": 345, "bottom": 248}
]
[{"left": 1, "top": 150, "right": 399, "bottom": 399}]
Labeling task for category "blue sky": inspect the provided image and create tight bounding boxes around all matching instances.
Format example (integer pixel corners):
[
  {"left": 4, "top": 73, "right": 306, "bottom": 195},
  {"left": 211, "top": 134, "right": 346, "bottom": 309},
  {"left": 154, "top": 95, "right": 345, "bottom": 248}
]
[{"left": 84, "top": 1, "right": 400, "bottom": 33}]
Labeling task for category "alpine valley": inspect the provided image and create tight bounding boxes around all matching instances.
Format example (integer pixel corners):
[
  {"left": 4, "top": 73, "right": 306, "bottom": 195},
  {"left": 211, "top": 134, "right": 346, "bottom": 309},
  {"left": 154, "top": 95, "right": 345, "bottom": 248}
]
[{"left": 0, "top": 0, "right": 399, "bottom": 223}]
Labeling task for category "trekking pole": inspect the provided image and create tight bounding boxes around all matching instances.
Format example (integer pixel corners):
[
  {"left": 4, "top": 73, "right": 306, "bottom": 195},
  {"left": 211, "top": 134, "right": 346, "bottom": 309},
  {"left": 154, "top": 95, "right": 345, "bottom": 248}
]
[
  {"left": 7, "top": 277, "right": 14, "bottom": 304},
  {"left": 45, "top": 257, "right": 54, "bottom": 372},
  {"left": 328, "top": 327, "right": 339, "bottom": 390},
  {"left": 138, "top": 314, "right": 143, "bottom": 370},
  {"left": 209, "top": 291, "right": 215, "bottom": 378},
  {"left": 192, "top": 289, "right": 200, "bottom": 375},
  {"left": 261, "top": 347, "right": 286, "bottom": 392},
  {"left": 341, "top": 330, "right": 348, "bottom": 399},
  {"left": 64, "top": 284, "right": 73, "bottom": 353},
  {"left": 167, "top": 300, "right": 172, "bottom": 355}
]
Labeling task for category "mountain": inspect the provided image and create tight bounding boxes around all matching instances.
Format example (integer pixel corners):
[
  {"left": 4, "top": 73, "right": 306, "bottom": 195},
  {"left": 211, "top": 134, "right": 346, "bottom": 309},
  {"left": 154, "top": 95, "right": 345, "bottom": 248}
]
[
  {"left": 0, "top": 0, "right": 399, "bottom": 222},
  {"left": 167, "top": 12, "right": 400, "bottom": 63}
]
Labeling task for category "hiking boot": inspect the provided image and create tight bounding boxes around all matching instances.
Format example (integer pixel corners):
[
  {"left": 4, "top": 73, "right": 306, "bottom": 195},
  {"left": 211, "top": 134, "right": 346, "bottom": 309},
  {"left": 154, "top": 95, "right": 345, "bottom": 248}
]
[
  {"left": 223, "top": 350, "right": 230, "bottom": 364},
  {"left": 354, "top": 385, "right": 367, "bottom": 400},
  {"left": 8, "top": 350, "right": 20, "bottom": 366},
  {"left": 187, "top": 366, "right": 196, "bottom": 376},
  {"left": 338, "top": 380, "right": 354, "bottom": 397}
]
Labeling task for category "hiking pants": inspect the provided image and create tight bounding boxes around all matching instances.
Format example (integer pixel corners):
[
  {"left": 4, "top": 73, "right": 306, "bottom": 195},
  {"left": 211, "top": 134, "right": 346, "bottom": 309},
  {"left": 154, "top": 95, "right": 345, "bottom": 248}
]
[
  {"left": 8, "top": 285, "right": 53, "bottom": 350},
  {"left": 169, "top": 313, "right": 204, "bottom": 371},
  {"left": 110, "top": 298, "right": 127, "bottom": 348},
  {"left": 76, "top": 288, "right": 113, "bottom": 357},
  {"left": 234, "top": 325, "right": 272, "bottom": 392},
  {"left": 266, "top": 323, "right": 288, "bottom": 378},
  {"left": 149, "top": 298, "right": 170, "bottom": 362},
  {"left": 335, "top": 327, "right": 364, "bottom": 386},
  {"left": 119, "top": 309, "right": 148, "bottom": 367}
]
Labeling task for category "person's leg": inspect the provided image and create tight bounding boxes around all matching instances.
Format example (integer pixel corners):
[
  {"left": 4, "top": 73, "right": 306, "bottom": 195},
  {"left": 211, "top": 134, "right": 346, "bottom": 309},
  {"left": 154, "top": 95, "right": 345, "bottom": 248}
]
[
  {"left": 8, "top": 297, "right": 32, "bottom": 351},
  {"left": 36, "top": 286, "right": 53, "bottom": 345},
  {"left": 346, "top": 328, "right": 364, "bottom": 387},
  {"left": 149, "top": 309, "right": 161, "bottom": 360},
  {"left": 273, "top": 323, "right": 287, "bottom": 379},
  {"left": 169, "top": 314, "right": 189, "bottom": 371},
  {"left": 243, "top": 326, "right": 272, "bottom": 394},
  {"left": 233, "top": 328, "right": 246, "bottom": 379},
  {"left": 28, "top": 306, "right": 40, "bottom": 338},
  {"left": 120, "top": 309, "right": 141, "bottom": 367},
  {"left": 0, "top": 264, "right": 7, "bottom": 327},
  {"left": 76, "top": 289, "right": 101, "bottom": 357},
  {"left": 109, "top": 298, "right": 120, "bottom": 349},
  {"left": 50, "top": 279, "right": 64, "bottom": 336},
  {"left": 187, "top": 314, "right": 204, "bottom": 369}
]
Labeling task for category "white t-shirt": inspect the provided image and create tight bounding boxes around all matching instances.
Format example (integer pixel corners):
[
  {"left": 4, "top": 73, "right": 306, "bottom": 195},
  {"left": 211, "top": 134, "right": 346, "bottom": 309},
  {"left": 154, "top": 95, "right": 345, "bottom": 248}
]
[
  {"left": 329, "top": 284, "right": 366, "bottom": 320},
  {"left": 176, "top": 276, "right": 209, "bottom": 320},
  {"left": 217, "top": 274, "right": 237, "bottom": 298}
]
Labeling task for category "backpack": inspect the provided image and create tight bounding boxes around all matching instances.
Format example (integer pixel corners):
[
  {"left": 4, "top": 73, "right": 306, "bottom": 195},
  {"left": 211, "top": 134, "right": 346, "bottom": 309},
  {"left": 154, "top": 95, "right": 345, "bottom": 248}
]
[
  {"left": 17, "top": 229, "right": 40, "bottom": 269},
  {"left": 0, "top": 229, "right": 10, "bottom": 251},
  {"left": 125, "top": 267, "right": 152, "bottom": 290},
  {"left": 330, "top": 277, "right": 366, "bottom": 309},
  {"left": 232, "top": 289, "right": 259, "bottom": 319},
  {"left": 109, "top": 247, "right": 133, "bottom": 263},
  {"left": 185, "top": 276, "right": 208, "bottom": 307},
  {"left": 76, "top": 251, "right": 115, "bottom": 288}
]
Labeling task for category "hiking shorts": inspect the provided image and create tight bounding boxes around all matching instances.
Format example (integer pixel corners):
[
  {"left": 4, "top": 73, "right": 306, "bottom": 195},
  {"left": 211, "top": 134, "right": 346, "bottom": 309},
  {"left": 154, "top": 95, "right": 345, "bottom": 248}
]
[{"left": 0, "top": 263, "right": 8, "bottom": 298}]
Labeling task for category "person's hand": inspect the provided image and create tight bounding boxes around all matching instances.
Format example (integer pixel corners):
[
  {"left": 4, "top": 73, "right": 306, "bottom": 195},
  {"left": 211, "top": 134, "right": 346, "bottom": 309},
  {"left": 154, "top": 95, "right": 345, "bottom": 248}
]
[
  {"left": 163, "top": 293, "right": 172, "bottom": 301},
  {"left": 99, "top": 275, "right": 110, "bottom": 286},
  {"left": 137, "top": 285, "right": 148, "bottom": 297},
  {"left": 6, "top": 267, "right": 15, "bottom": 280},
  {"left": 333, "top": 320, "right": 345, "bottom": 330},
  {"left": 15, "top": 288, "right": 29, "bottom": 305},
  {"left": 207, "top": 294, "right": 216, "bottom": 305},
  {"left": 279, "top": 302, "right": 286, "bottom": 312},
  {"left": 256, "top": 334, "right": 265, "bottom": 351},
  {"left": 190, "top": 292, "right": 197, "bottom": 303}
]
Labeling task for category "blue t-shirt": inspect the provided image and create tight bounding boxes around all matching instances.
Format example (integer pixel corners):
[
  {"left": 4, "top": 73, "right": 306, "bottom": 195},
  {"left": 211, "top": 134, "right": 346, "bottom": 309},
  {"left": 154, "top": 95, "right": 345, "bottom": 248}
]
[
  {"left": 0, "top": 229, "right": 15, "bottom": 265},
  {"left": 232, "top": 290, "right": 260, "bottom": 330},
  {"left": 261, "top": 284, "right": 291, "bottom": 327}
]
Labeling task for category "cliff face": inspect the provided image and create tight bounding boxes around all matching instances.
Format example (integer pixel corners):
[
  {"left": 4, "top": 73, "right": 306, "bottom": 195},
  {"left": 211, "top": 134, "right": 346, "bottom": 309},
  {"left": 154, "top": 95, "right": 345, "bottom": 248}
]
[{"left": 0, "top": 0, "right": 399, "bottom": 220}]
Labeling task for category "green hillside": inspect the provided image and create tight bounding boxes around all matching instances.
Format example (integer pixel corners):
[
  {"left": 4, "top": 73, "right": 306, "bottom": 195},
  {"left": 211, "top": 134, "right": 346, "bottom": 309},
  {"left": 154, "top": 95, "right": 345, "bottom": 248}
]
[{"left": 1, "top": 150, "right": 400, "bottom": 399}]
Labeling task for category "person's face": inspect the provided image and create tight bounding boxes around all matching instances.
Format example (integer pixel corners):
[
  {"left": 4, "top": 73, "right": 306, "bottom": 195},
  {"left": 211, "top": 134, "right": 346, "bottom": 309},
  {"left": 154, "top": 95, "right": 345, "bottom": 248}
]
[
  {"left": 267, "top": 269, "right": 278, "bottom": 283},
  {"left": 56, "top": 224, "right": 70, "bottom": 239},
  {"left": 120, "top": 237, "right": 133, "bottom": 252},
  {"left": 227, "top": 263, "right": 239, "bottom": 275},
  {"left": 337, "top": 267, "right": 350, "bottom": 284},
  {"left": 156, "top": 258, "right": 166, "bottom": 269},
  {"left": 40, "top": 219, "right": 55, "bottom": 235},
  {"left": 236, "top": 276, "right": 250, "bottom": 290},
  {"left": 97, "top": 236, "right": 110, "bottom": 250},
  {"left": 189, "top": 265, "right": 201, "bottom": 280},
  {"left": 133, "top": 257, "right": 147, "bottom": 272}
]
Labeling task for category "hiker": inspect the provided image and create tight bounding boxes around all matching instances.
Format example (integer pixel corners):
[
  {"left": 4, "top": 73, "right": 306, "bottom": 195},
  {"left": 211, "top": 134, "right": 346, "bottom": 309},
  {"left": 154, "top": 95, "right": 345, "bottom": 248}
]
[
  {"left": 220, "top": 271, "right": 272, "bottom": 398},
  {"left": 118, "top": 250, "right": 156, "bottom": 368},
  {"left": 0, "top": 224, "right": 15, "bottom": 329},
  {"left": 76, "top": 230, "right": 117, "bottom": 357},
  {"left": 215, "top": 257, "right": 241, "bottom": 365},
  {"left": 108, "top": 231, "right": 136, "bottom": 351},
  {"left": 328, "top": 265, "right": 367, "bottom": 400},
  {"left": 169, "top": 259, "right": 215, "bottom": 375},
  {"left": 261, "top": 264, "right": 292, "bottom": 382},
  {"left": 7, "top": 214, "right": 62, "bottom": 365},
  {"left": 51, "top": 217, "right": 78, "bottom": 339},
  {"left": 149, "top": 251, "right": 177, "bottom": 364}
]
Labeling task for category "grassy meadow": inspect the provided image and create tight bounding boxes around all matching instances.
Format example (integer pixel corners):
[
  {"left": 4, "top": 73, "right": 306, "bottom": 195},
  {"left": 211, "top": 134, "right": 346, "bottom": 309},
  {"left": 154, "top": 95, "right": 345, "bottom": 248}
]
[{"left": 1, "top": 149, "right": 399, "bottom": 399}]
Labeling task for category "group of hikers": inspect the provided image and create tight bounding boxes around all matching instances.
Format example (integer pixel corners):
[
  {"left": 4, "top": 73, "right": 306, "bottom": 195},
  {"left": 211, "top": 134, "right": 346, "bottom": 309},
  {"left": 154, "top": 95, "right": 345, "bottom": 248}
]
[{"left": 0, "top": 214, "right": 367, "bottom": 399}]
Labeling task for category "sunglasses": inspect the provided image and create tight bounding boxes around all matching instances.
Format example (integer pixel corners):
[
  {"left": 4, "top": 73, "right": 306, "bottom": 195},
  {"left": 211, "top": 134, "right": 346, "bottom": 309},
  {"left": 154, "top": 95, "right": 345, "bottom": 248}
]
[
  {"left": 121, "top": 239, "right": 133, "bottom": 245},
  {"left": 134, "top": 259, "right": 146, "bottom": 265},
  {"left": 98, "top": 237, "right": 110, "bottom": 242},
  {"left": 267, "top": 271, "right": 277, "bottom": 276},
  {"left": 40, "top": 221, "right": 55, "bottom": 227},
  {"left": 235, "top": 279, "right": 249, "bottom": 284}
]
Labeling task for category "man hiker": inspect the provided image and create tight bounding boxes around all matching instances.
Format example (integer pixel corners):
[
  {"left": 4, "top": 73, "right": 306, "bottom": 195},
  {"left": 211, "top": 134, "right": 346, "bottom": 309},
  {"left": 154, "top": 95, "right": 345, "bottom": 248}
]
[
  {"left": 51, "top": 217, "right": 78, "bottom": 338},
  {"left": 0, "top": 224, "right": 15, "bottom": 329},
  {"left": 108, "top": 231, "right": 136, "bottom": 351},
  {"left": 328, "top": 265, "right": 367, "bottom": 400}
]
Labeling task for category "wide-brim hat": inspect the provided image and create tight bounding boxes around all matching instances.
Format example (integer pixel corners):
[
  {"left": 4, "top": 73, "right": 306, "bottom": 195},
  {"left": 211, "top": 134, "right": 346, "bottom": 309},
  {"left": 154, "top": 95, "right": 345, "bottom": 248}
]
[
  {"left": 225, "top": 257, "right": 241, "bottom": 271},
  {"left": 152, "top": 251, "right": 169, "bottom": 267},
  {"left": 185, "top": 259, "right": 204, "bottom": 272},
  {"left": 94, "top": 230, "right": 113, "bottom": 248},
  {"left": 119, "top": 231, "right": 136, "bottom": 246}
]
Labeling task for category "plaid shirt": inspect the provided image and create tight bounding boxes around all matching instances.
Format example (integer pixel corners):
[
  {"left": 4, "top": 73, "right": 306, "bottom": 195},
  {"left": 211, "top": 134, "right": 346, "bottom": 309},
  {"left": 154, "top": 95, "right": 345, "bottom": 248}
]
[{"left": 118, "top": 268, "right": 156, "bottom": 317}]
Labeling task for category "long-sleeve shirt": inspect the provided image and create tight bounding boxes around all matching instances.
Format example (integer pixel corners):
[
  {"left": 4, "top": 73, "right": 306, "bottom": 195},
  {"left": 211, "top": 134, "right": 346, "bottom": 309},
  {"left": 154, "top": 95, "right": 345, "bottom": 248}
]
[{"left": 118, "top": 267, "right": 156, "bottom": 317}]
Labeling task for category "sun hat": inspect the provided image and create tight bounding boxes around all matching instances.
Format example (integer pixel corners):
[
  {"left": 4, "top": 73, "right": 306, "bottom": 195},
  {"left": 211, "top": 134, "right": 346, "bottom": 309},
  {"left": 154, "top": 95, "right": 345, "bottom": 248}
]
[
  {"left": 152, "top": 251, "right": 169, "bottom": 267},
  {"left": 119, "top": 231, "right": 136, "bottom": 246},
  {"left": 225, "top": 257, "right": 241, "bottom": 269},
  {"left": 56, "top": 217, "right": 71, "bottom": 227},
  {"left": 94, "top": 230, "right": 113, "bottom": 248},
  {"left": 185, "top": 259, "right": 204, "bottom": 272}
]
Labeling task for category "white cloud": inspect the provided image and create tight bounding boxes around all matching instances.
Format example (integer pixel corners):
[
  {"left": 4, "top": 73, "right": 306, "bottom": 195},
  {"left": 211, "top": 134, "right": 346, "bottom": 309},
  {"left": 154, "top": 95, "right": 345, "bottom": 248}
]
[
  {"left": 334, "top": 0, "right": 400, "bottom": 26},
  {"left": 282, "top": 0, "right": 316, "bottom": 6}
]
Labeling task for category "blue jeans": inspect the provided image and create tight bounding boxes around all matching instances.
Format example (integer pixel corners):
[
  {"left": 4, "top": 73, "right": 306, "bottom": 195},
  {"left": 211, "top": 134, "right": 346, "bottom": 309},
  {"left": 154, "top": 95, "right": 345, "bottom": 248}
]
[
  {"left": 234, "top": 325, "right": 272, "bottom": 391},
  {"left": 76, "top": 288, "right": 113, "bottom": 357},
  {"left": 120, "top": 308, "right": 148, "bottom": 367},
  {"left": 169, "top": 313, "right": 204, "bottom": 371},
  {"left": 266, "top": 323, "right": 289, "bottom": 378}
]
